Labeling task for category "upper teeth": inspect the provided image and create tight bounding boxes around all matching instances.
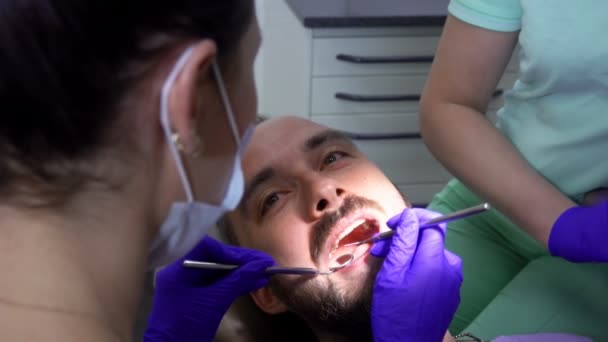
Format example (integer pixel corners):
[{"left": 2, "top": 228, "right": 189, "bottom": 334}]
[
  {"left": 334, "top": 219, "right": 366, "bottom": 249},
  {"left": 340, "top": 219, "right": 365, "bottom": 240}
]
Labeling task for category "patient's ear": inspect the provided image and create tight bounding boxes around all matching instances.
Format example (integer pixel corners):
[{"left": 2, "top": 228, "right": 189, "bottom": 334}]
[{"left": 250, "top": 286, "right": 288, "bottom": 314}]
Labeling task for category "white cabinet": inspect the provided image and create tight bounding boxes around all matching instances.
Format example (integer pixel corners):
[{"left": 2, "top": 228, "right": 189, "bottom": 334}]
[{"left": 257, "top": 0, "right": 518, "bottom": 205}]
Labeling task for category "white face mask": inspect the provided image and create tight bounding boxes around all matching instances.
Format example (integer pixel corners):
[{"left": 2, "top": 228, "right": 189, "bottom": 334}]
[{"left": 148, "top": 46, "right": 253, "bottom": 269}]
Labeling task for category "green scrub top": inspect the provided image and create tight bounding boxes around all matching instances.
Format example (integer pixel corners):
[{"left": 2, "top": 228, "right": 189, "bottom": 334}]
[{"left": 449, "top": 0, "right": 608, "bottom": 202}]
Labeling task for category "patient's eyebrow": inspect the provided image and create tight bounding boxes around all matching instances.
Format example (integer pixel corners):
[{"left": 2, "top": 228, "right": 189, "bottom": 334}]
[
  {"left": 240, "top": 167, "right": 275, "bottom": 214},
  {"left": 304, "top": 130, "right": 354, "bottom": 152}
]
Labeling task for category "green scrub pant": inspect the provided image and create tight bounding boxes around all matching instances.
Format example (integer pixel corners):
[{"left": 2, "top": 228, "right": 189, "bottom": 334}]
[{"left": 428, "top": 179, "right": 608, "bottom": 340}]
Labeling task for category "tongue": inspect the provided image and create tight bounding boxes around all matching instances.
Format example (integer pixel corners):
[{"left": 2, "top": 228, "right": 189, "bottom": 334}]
[{"left": 338, "top": 223, "right": 373, "bottom": 247}]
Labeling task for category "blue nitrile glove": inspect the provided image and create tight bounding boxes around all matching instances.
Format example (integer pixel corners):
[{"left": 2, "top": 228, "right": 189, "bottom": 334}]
[
  {"left": 371, "top": 208, "right": 463, "bottom": 342},
  {"left": 144, "top": 235, "right": 275, "bottom": 342},
  {"left": 549, "top": 200, "right": 608, "bottom": 262}
]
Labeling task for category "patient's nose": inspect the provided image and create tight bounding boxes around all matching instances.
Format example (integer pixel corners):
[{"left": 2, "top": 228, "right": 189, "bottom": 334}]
[{"left": 307, "top": 177, "right": 345, "bottom": 219}]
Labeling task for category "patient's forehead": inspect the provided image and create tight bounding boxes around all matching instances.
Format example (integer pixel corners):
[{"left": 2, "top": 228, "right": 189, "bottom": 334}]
[{"left": 243, "top": 117, "right": 330, "bottom": 175}]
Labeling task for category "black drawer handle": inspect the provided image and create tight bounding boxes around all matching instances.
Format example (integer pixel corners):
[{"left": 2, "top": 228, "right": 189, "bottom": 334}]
[
  {"left": 343, "top": 131, "right": 422, "bottom": 140},
  {"left": 335, "top": 89, "right": 503, "bottom": 103},
  {"left": 335, "top": 92, "right": 420, "bottom": 102},
  {"left": 336, "top": 54, "right": 434, "bottom": 64}
]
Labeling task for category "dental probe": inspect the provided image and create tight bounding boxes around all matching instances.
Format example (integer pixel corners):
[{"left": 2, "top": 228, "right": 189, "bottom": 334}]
[
  {"left": 182, "top": 258, "right": 351, "bottom": 275},
  {"left": 182, "top": 203, "right": 490, "bottom": 276},
  {"left": 341, "top": 202, "right": 491, "bottom": 248}
]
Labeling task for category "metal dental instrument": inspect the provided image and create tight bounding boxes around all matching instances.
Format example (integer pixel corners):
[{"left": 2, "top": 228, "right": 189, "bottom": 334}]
[
  {"left": 341, "top": 202, "right": 491, "bottom": 248},
  {"left": 182, "top": 203, "right": 490, "bottom": 276},
  {"left": 183, "top": 255, "right": 354, "bottom": 276}
]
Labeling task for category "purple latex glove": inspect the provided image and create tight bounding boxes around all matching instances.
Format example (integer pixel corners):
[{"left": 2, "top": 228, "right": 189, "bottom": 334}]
[
  {"left": 144, "top": 236, "right": 275, "bottom": 342},
  {"left": 371, "top": 208, "right": 463, "bottom": 342},
  {"left": 549, "top": 200, "right": 608, "bottom": 262}
]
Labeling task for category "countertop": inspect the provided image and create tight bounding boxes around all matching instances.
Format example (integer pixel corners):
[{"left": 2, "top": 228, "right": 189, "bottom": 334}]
[{"left": 285, "top": 0, "right": 449, "bottom": 28}]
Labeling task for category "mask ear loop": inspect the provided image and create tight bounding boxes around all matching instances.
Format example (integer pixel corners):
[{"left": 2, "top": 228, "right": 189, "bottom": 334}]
[
  {"left": 211, "top": 61, "right": 241, "bottom": 147},
  {"left": 160, "top": 47, "right": 196, "bottom": 202}
]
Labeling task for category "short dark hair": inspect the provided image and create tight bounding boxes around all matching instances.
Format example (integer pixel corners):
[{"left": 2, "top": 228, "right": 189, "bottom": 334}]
[
  {"left": 216, "top": 113, "right": 410, "bottom": 247},
  {"left": 0, "top": 0, "right": 253, "bottom": 205}
]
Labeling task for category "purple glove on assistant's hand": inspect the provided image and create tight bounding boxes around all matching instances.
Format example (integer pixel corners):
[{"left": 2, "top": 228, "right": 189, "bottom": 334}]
[
  {"left": 144, "top": 236, "right": 275, "bottom": 342},
  {"left": 371, "top": 208, "right": 463, "bottom": 342},
  {"left": 549, "top": 200, "right": 608, "bottom": 262}
]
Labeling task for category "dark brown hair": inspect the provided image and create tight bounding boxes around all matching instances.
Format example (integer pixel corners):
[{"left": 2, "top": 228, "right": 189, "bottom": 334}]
[{"left": 0, "top": 0, "right": 253, "bottom": 205}]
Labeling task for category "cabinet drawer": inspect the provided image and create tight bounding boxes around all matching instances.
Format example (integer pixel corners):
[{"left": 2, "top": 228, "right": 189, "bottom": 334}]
[
  {"left": 312, "top": 112, "right": 420, "bottom": 135},
  {"left": 353, "top": 139, "right": 452, "bottom": 185},
  {"left": 311, "top": 73, "right": 518, "bottom": 115},
  {"left": 312, "top": 36, "right": 519, "bottom": 77},
  {"left": 313, "top": 36, "right": 439, "bottom": 76},
  {"left": 311, "top": 75, "right": 427, "bottom": 114},
  {"left": 397, "top": 183, "right": 448, "bottom": 207}
]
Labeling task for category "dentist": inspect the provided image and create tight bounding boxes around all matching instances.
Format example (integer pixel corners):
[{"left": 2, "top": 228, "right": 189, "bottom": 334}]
[
  {"left": 0, "top": 1, "right": 466, "bottom": 341},
  {"left": 0, "top": 1, "right": 272, "bottom": 341}
]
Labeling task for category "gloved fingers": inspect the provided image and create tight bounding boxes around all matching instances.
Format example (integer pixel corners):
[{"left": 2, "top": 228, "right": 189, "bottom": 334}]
[
  {"left": 388, "top": 208, "right": 447, "bottom": 234},
  {"left": 215, "top": 258, "right": 274, "bottom": 294},
  {"left": 183, "top": 235, "right": 275, "bottom": 266},
  {"left": 377, "top": 209, "right": 421, "bottom": 284},
  {"left": 385, "top": 209, "right": 421, "bottom": 260},
  {"left": 164, "top": 236, "right": 274, "bottom": 285},
  {"left": 165, "top": 236, "right": 232, "bottom": 284},
  {"left": 175, "top": 255, "right": 274, "bottom": 289},
  {"left": 370, "top": 238, "right": 391, "bottom": 257},
  {"left": 444, "top": 250, "right": 463, "bottom": 282},
  {"left": 386, "top": 208, "right": 408, "bottom": 229},
  {"left": 375, "top": 207, "right": 446, "bottom": 258},
  {"left": 549, "top": 200, "right": 608, "bottom": 262},
  {"left": 409, "top": 226, "right": 446, "bottom": 273},
  {"left": 181, "top": 235, "right": 224, "bottom": 261},
  {"left": 411, "top": 208, "right": 448, "bottom": 236},
  {"left": 181, "top": 235, "right": 243, "bottom": 263},
  {"left": 444, "top": 249, "right": 462, "bottom": 268}
]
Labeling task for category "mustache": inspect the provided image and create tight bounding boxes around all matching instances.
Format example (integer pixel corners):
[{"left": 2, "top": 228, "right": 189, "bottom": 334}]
[{"left": 311, "top": 195, "right": 384, "bottom": 262}]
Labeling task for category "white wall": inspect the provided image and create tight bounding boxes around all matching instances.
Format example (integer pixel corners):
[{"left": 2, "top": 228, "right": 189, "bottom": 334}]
[{"left": 253, "top": 0, "right": 313, "bottom": 117}]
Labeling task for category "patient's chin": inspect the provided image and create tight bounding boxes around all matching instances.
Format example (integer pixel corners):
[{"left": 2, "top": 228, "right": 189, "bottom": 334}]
[
  {"left": 330, "top": 256, "right": 382, "bottom": 300},
  {"left": 267, "top": 256, "right": 382, "bottom": 340}
]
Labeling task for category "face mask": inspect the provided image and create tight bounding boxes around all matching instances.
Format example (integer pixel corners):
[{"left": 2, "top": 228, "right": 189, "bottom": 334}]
[{"left": 148, "top": 46, "right": 253, "bottom": 269}]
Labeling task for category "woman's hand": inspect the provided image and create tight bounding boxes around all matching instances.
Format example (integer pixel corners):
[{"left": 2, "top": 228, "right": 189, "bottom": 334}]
[
  {"left": 549, "top": 200, "right": 608, "bottom": 262},
  {"left": 371, "top": 208, "right": 463, "bottom": 342},
  {"left": 144, "top": 236, "right": 275, "bottom": 342}
]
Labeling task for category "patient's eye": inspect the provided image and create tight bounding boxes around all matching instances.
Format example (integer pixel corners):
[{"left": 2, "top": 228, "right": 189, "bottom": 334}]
[
  {"left": 323, "top": 151, "right": 348, "bottom": 166},
  {"left": 260, "top": 192, "right": 280, "bottom": 216}
]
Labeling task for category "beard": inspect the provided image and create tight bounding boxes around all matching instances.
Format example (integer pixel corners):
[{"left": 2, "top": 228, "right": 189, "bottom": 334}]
[
  {"left": 268, "top": 257, "right": 382, "bottom": 341},
  {"left": 265, "top": 193, "right": 407, "bottom": 340}
]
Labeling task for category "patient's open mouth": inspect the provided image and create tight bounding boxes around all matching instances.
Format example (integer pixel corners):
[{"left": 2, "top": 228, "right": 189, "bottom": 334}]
[{"left": 328, "top": 218, "right": 379, "bottom": 269}]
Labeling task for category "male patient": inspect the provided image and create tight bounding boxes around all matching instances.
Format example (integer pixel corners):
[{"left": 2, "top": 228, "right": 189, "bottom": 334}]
[
  {"left": 218, "top": 116, "right": 409, "bottom": 341},
  {"left": 215, "top": 116, "right": 589, "bottom": 342}
]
